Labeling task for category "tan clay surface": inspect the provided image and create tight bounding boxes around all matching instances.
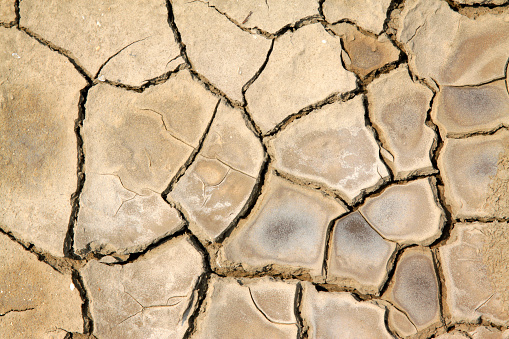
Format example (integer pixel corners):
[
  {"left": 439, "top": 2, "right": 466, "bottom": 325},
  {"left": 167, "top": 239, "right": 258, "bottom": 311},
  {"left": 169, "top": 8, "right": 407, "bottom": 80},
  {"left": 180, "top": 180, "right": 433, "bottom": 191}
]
[{"left": 2, "top": 0, "right": 509, "bottom": 338}]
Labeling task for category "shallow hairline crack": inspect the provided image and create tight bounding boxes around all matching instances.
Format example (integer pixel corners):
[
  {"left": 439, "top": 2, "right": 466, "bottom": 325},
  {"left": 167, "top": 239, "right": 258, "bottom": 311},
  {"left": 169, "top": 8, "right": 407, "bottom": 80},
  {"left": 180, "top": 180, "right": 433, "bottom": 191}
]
[
  {"left": 118, "top": 286, "right": 187, "bottom": 325},
  {"left": 92, "top": 172, "right": 161, "bottom": 196},
  {"left": 138, "top": 107, "right": 196, "bottom": 149},
  {"left": 199, "top": 153, "right": 257, "bottom": 180},
  {"left": 95, "top": 36, "right": 151, "bottom": 79},
  {"left": 247, "top": 286, "right": 297, "bottom": 325}
]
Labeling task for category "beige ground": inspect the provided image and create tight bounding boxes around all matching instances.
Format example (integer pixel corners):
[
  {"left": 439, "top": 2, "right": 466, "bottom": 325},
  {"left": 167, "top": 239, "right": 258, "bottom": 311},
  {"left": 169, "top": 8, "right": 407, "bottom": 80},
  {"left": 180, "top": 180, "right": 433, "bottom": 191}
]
[{"left": 1, "top": 0, "right": 509, "bottom": 338}]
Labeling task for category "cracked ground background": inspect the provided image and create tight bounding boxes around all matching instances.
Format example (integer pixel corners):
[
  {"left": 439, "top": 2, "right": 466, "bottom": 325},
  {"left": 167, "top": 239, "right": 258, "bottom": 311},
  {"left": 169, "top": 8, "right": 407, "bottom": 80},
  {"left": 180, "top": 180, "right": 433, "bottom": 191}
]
[{"left": 1, "top": 0, "right": 509, "bottom": 338}]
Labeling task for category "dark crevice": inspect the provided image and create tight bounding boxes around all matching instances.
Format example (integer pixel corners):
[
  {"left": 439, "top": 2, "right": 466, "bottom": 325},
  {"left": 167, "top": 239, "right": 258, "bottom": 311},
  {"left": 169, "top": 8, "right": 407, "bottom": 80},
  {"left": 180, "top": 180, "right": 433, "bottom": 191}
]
[
  {"left": 65, "top": 84, "right": 93, "bottom": 260},
  {"left": 213, "top": 260, "right": 315, "bottom": 283},
  {"left": 360, "top": 52, "right": 408, "bottom": 85},
  {"left": 215, "top": 152, "right": 270, "bottom": 243},
  {"left": 97, "top": 63, "right": 189, "bottom": 93},
  {"left": 242, "top": 39, "right": 274, "bottom": 107},
  {"left": 182, "top": 231, "right": 212, "bottom": 339},
  {"left": 312, "top": 281, "right": 394, "bottom": 303},
  {"left": 443, "top": 321, "right": 509, "bottom": 334},
  {"left": 189, "top": 68, "right": 245, "bottom": 107},
  {"left": 294, "top": 282, "right": 308, "bottom": 339},
  {"left": 0, "top": 226, "right": 78, "bottom": 274},
  {"left": 272, "top": 15, "right": 323, "bottom": 37},
  {"left": 192, "top": 0, "right": 322, "bottom": 39},
  {"left": 273, "top": 169, "right": 351, "bottom": 207},
  {"left": 418, "top": 82, "right": 455, "bottom": 250},
  {"left": 18, "top": 27, "right": 93, "bottom": 82},
  {"left": 13, "top": 0, "right": 20, "bottom": 27},
  {"left": 0, "top": 0, "right": 19, "bottom": 28},
  {"left": 72, "top": 269, "right": 94, "bottom": 335},
  {"left": 317, "top": 0, "right": 326, "bottom": 18},
  {"left": 431, "top": 248, "right": 447, "bottom": 327},
  {"left": 361, "top": 93, "right": 394, "bottom": 182},
  {"left": 240, "top": 39, "right": 275, "bottom": 137},
  {"left": 274, "top": 158, "right": 437, "bottom": 211},
  {"left": 412, "top": 66, "right": 455, "bottom": 330},
  {"left": 166, "top": 0, "right": 191, "bottom": 65},
  {"left": 382, "top": 305, "right": 399, "bottom": 339},
  {"left": 384, "top": 0, "right": 406, "bottom": 32},
  {"left": 443, "top": 0, "right": 509, "bottom": 11},
  {"left": 377, "top": 245, "right": 414, "bottom": 297},
  {"left": 0, "top": 307, "right": 35, "bottom": 317},
  {"left": 188, "top": 0, "right": 272, "bottom": 37},
  {"left": 161, "top": 99, "right": 221, "bottom": 199},
  {"left": 264, "top": 88, "right": 362, "bottom": 138},
  {"left": 455, "top": 216, "right": 509, "bottom": 223},
  {"left": 112, "top": 229, "right": 188, "bottom": 266},
  {"left": 321, "top": 215, "right": 341, "bottom": 280},
  {"left": 443, "top": 0, "right": 509, "bottom": 19},
  {"left": 446, "top": 124, "right": 509, "bottom": 139},
  {"left": 383, "top": 0, "right": 407, "bottom": 53},
  {"left": 241, "top": 105, "right": 264, "bottom": 140}
]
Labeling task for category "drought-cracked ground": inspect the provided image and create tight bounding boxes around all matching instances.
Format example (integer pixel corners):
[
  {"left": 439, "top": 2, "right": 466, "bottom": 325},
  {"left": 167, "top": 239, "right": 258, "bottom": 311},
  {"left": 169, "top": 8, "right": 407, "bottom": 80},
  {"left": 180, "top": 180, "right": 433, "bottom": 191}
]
[{"left": 1, "top": 0, "right": 509, "bottom": 338}]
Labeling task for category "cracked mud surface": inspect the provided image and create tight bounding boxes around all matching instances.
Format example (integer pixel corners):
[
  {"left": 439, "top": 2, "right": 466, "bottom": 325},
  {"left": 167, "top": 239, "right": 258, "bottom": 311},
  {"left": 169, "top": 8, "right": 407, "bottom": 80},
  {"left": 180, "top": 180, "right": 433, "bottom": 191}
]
[{"left": 1, "top": 0, "right": 509, "bottom": 338}]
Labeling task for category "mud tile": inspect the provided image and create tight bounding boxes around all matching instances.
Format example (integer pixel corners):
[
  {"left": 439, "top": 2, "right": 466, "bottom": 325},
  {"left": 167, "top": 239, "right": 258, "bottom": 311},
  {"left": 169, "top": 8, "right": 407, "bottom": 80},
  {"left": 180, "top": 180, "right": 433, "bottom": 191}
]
[
  {"left": 433, "top": 80, "right": 509, "bottom": 137},
  {"left": 360, "top": 178, "right": 445, "bottom": 245},
  {"left": 0, "top": 27, "right": 87, "bottom": 256},
  {"left": 438, "top": 130, "right": 509, "bottom": 219},
  {"left": 0, "top": 1, "right": 15, "bottom": 23},
  {"left": 330, "top": 23, "right": 400, "bottom": 79},
  {"left": 172, "top": 0, "right": 271, "bottom": 102},
  {"left": 384, "top": 247, "right": 440, "bottom": 330},
  {"left": 396, "top": 0, "right": 509, "bottom": 86},
  {"left": 170, "top": 103, "right": 264, "bottom": 241},
  {"left": 301, "top": 283, "right": 393, "bottom": 338},
  {"left": 79, "top": 70, "right": 217, "bottom": 254},
  {"left": 220, "top": 173, "right": 347, "bottom": 278},
  {"left": 270, "top": 96, "right": 389, "bottom": 204},
  {"left": 245, "top": 23, "right": 357, "bottom": 133},
  {"left": 75, "top": 173, "right": 184, "bottom": 255},
  {"left": 81, "top": 235, "right": 204, "bottom": 339},
  {"left": 192, "top": 276, "right": 297, "bottom": 338},
  {"left": 20, "top": 0, "right": 182, "bottom": 84},
  {"left": 322, "top": 0, "right": 392, "bottom": 34},
  {"left": 207, "top": 0, "right": 318, "bottom": 33},
  {"left": 0, "top": 233, "right": 83, "bottom": 337},
  {"left": 171, "top": 156, "right": 256, "bottom": 241},
  {"left": 327, "top": 212, "right": 396, "bottom": 294},
  {"left": 367, "top": 66, "right": 436, "bottom": 178},
  {"left": 83, "top": 70, "right": 217, "bottom": 195},
  {"left": 440, "top": 222, "right": 509, "bottom": 325}
]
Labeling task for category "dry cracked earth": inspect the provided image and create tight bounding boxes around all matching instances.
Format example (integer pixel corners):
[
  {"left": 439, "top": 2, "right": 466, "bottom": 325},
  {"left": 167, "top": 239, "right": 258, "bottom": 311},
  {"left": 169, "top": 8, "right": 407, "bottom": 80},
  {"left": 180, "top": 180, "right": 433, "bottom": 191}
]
[{"left": 1, "top": 0, "right": 509, "bottom": 338}]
